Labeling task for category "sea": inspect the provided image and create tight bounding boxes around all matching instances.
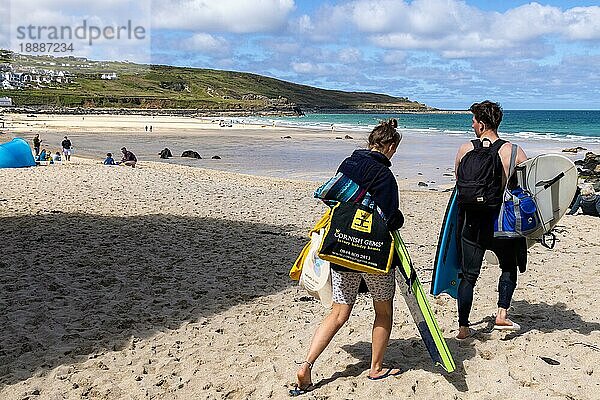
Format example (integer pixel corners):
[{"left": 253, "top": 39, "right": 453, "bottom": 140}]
[{"left": 250, "top": 110, "right": 600, "bottom": 143}]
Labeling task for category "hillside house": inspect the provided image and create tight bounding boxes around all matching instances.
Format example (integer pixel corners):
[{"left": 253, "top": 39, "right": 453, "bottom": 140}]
[{"left": 0, "top": 97, "right": 13, "bottom": 106}]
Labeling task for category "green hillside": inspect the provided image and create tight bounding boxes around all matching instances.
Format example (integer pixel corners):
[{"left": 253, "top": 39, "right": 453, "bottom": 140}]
[{"left": 0, "top": 51, "right": 433, "bottom": 113}]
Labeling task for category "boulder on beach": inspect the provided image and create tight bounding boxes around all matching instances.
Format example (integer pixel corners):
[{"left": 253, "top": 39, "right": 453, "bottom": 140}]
[
  {"left": 181, "top": 150, "right": 202, "bottom": 159},
  {"left": 574, "top": 151, "right": 600, "bottom": 187},
  {"left": 563, "top": 146, "right": 587, "bottom": 153},
  {"left": 211, "top": 155, "right": 221, "bottom": 160},
  {"left": 158, "top": 148, "right": 173, "bottom": 159}
]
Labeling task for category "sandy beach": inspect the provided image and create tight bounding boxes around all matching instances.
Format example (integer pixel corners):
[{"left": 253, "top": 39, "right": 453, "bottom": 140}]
[{"left": 0, "top": 115, "right": 599, "bottom": 399}]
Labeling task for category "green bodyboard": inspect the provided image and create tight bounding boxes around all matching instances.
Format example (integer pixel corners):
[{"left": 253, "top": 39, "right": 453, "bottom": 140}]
[{"left": 392, "top": 230, "right": 456, "bottom": 373}]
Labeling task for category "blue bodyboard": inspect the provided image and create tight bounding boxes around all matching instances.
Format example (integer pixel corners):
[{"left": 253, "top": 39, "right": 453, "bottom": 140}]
[{"left": 431, "top": 188, "right": 461, "bottom": 298}]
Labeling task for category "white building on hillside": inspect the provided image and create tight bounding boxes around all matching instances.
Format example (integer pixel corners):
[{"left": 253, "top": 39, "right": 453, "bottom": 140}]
[{"left": 0, "top": 97, "right": 13, "bottom": 106}]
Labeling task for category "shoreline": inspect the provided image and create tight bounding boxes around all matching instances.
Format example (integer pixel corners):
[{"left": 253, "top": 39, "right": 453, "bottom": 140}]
[{"left": 1, "top": 112, "right": 598, "bottom": 191}]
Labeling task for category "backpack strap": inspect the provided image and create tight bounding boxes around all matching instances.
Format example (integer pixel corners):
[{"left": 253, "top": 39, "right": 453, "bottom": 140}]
[
  {"left": 507, "top": 144, "right": 518, "bottom": 178},
  {"left": 489, "top": 138, "right": 507, "bottom": 153}
]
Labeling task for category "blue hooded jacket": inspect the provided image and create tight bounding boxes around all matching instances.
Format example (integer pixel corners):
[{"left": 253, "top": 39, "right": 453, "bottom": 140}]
[{"left": 337, "top": 149, "right": 403, "bottom": 230}]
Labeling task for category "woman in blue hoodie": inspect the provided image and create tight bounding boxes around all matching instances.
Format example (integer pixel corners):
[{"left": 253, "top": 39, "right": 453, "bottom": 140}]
[{"left": 291, "top": 119, "right": 404, "bottom": 396}]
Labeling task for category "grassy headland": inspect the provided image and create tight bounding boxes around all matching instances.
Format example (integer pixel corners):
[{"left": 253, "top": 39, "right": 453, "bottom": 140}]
[{"left": 0, "top": 51, "right": 433, "bottom": 114}]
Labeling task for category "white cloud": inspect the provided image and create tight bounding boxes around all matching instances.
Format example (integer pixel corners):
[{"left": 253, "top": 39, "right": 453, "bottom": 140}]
[
  {"left": 182, "top": 33, "right": 229, "bottom": 54},
  {"left": 381, "top": 50, "right": 406, "bottom": 64},
  {"left": 291, "top": 61, "right": 328, "bottom": 75},
  {"left": 338, "top": 47, "right": 361, "bottom": 63},
  {"left": 329, "top": 0, "right": 600, "bottom": 58},
  {"left": 152, "top": 0, "right": 295, "bottom": 33},
  {"left": 563, "top": 6, "right": 600, "bottom": 40},
  {"left": 5, "top": 0, "right": 151, "bottom": 62}
]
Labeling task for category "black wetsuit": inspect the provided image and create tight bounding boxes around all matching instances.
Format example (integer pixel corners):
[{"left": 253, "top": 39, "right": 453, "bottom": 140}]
[{"left": 457, "top": 140, "right": 527, "bottom": 327}]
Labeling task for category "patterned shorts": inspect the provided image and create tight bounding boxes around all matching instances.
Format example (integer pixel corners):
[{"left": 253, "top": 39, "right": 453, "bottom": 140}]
[{"left": 331, "top": 269, "right": 395, "bottom": 305}]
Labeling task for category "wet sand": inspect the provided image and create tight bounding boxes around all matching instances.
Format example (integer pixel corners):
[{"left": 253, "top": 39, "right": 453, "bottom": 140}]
[{"left": 4, "top": 113, "right": 597, "bottom": 189}]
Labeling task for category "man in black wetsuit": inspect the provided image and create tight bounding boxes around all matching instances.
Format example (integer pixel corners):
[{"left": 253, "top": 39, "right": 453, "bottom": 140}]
[{"left": 454, "top": 100, "right": 528, "bottom": 339}]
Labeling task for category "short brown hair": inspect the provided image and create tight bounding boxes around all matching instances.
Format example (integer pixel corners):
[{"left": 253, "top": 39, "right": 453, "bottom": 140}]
[
  {"left": 470, "top": 100, "right": 503, "bottom": 131},
  {"left": 368, "top": 119, "right": 401, "bottom": 150}
]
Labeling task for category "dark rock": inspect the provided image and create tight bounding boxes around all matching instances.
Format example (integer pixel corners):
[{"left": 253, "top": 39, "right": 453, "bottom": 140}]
[
  {"left": 574, "top": 151, "right": 600, "bottom": 188},
  {"left": 335, "top": 137, "right": 343, "bottom": 140},
  {"left": 540, "top": 356, "right": 560, "bottom": 365},
  {"left": 181, "top": 150, "right": 201, "bottom": 159},
  {"left": 574, "top": 152, "right": 600, "bottom": 170},
  {"left": 344, "top": 135, "right": 353, "bottom": 139},
  {"left": 158, "top": 148, "right": 172, "bottom": 159},
  {"left": 282, "top": 136, "right": 292, "bottom": 139},
  {"left": 418, "top": 182, "right": 428, "bottom": 187},
  {"left": 211, "top": 155, "right": 221, "bottom": 159},
  {"left": 562, "top": 146, "right": 587, "bottom": 153}
]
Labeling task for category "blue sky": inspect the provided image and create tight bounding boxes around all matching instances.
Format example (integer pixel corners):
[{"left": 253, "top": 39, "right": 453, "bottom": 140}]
[{"left": 2, "top": 0, "right": 600, "bottom": 109}]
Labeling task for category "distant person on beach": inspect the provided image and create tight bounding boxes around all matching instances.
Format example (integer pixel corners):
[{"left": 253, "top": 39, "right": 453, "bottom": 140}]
[
  {"left": 291, "top": 119, "right": 405, "bottom": 396},
  {"left": 145, "top": 125, "right": 148, "bottom": 132},
  {"left": 567, "top": 183, "right": 600, "bottom": 217},
  {"left": 103, "top": 153, "right": 116, "bottom": 165},
  {"left": 119, "top": 147, "right": 137, "bottom": 167},
  {"left": 454, "top": 100, "right": 528, "bottom": 339},
  {"left": 149, "top": 125, "right": 153, "bottom": 132},
  {"left": 61, "top": 136, "right": 73, "bottom": 161},
  {"left": 33, "top": 134, "right": 42, "bottom": 156},
  {"left": 38, "top": 148, "right": 47, "bottom": 162},
  {"left": 53, "top": 152, "right": 61, "bottom": 162}
]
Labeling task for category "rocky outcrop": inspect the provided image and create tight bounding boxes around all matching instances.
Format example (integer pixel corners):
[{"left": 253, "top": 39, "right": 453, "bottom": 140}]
[
  {"left": 181, "top": 150, "right": 201, "bottom": 159},
  {"left": 158, "top": 148, "right": 172, "bottom": 159},
  {"left": 563, "top": 146, "right": 587, "bottom": 153},
  {"left": 575, "top": 151, "right": 600, "bottom": 189}
]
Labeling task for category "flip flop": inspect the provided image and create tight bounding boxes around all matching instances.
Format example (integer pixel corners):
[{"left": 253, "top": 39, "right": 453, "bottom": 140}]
[
  {"left": 367, "top": 368, "right": 402, "bottom": 381},
  {"left": 289, "top": 384, "right": 314, "bottom": 397},
  {"left": 493, "top": 321, "right": 521, "bottom": 331}
]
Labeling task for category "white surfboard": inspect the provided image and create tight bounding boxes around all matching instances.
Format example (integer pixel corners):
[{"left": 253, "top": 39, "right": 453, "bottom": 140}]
[
  {"left": 518, "top": 154, "right": 577, "bottom": 243},
  {"left": 486, "top": 154, "right": 577, "bottom": 265}
]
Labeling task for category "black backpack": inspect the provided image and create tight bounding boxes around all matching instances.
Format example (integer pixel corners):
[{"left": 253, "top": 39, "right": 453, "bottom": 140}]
[{"left": 457, "top": 138, "right": 506, "bottom": 208}]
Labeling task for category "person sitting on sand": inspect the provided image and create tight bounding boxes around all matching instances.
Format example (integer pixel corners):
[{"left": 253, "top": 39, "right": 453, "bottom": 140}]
[
  {"left": 53, "top": 152, "right": 61, "bottom": 162},
  {"left": 119, "top": 147, "right": 137, "bottom": 167},
  {"left": 38, "top": 148, "right": 47, "bottom": 162},
  {"left": 567, "top": 183, "right": 600, "bottom": 217},
  {"left": 291, "top": 119, "right": 405, "bottom": 396},
  {"left": 103, "top": 152, "right": 116, "bottom": 165}
]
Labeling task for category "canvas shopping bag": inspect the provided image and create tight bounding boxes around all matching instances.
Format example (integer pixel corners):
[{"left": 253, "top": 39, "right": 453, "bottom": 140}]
[{"left": 299, "top": 229, "right": 333, "bottom": 308}]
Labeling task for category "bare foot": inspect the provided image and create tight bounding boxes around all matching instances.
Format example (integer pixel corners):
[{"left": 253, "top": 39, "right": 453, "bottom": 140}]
[
  {"left": 494, "top": 317, "right": 521, "bottom": 331},
  {"left": 495, "top": 316, "right": 515, "bottom": 327},
  {"left": 295, "top": 361, "right": 313, "bottom": 390},
  {"left": 368, "top": 367, "right": 402, "bottom": 380},
  {"left": 456, "top": 326, "right": 476, "bottom": 340}
]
